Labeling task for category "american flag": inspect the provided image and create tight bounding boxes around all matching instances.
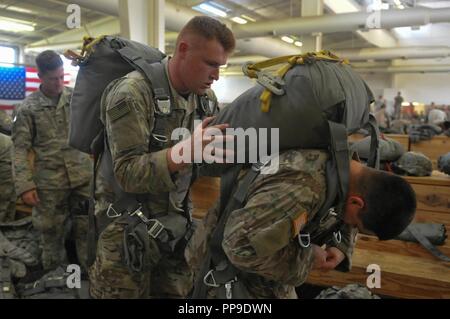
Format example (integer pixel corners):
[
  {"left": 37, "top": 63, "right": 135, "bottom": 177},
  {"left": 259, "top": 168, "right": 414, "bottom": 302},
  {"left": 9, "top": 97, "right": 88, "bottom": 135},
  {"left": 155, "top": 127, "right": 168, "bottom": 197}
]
[{"left": 0, "top": 66, "right": 70, "bottom": 111}]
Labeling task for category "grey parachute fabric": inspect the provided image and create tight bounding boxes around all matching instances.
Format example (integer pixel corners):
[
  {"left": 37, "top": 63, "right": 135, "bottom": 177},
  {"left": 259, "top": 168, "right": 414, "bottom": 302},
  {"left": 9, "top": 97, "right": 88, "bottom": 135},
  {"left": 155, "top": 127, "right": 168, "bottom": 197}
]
[
  {"left": 315, "top": 284, "right": 380, "bottom": 299},
  {"left": 211, "top": 55, "right": 377, "bottom": 159},
  {"left": 350, "top": 135, "right": 405, "bottom": 162},
  {"left": 65, "top": 36, "right": 166, "bottom": 154},
  {"left": 438, "top": 152, "right": 450, "bottom": 175},
  {"left": 209, "top": 53, "right": 379, "bottom": 205},
  {"left": 408, "top": 124, "right": 442, "bottom": 144},
  {"left": 393, "top": 151, "right": 433, "bottom": 177},
  {"left": 396, "top": 223, "right": 447, "bottom": 245}
]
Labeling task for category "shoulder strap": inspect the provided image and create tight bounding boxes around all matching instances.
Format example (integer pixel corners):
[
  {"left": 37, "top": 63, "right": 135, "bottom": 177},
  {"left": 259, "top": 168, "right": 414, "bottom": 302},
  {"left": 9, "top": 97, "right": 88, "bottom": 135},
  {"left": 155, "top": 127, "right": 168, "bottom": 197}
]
[
  {"left": 365, "top": 113, "right": 380, "bottom": 169},
  {"left": 327, "top": 120, "right": 350, "bottom": 206},
  {"left": 118, "top": 47, "right": 175, "bottom": 151},
  {"left": 193, "top": 163, "right": 264, "bottom": 299}
]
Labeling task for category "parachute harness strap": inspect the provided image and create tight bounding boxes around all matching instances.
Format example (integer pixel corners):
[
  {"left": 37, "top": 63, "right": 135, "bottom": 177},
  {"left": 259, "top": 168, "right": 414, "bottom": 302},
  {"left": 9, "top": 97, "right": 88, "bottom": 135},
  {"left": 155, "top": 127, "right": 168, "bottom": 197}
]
[{"left": 242, "top": 51, "right": 349, "bottom": 113}]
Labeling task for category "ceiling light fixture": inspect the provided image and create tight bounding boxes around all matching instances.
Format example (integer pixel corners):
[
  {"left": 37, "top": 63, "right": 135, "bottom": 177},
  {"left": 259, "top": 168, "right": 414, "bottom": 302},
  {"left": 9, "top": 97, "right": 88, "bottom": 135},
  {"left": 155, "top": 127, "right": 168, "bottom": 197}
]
[
  {"left": 241, "top": 14, "right": 256, "bottom": 22},
  {"left": 0, "top": 18, "right": 34, "bottom": 32},
  {"left": 281, "top": 36, "right": 294, "bottom": 44},
  {"left": 193, "top": 2, "right": 228, "bottom": 17},
  {"left": 231, "top": 17, "right": 247, "bottom": 24},
  {"left": 294, "top": 41, "right": 303, "bottom": 47}
]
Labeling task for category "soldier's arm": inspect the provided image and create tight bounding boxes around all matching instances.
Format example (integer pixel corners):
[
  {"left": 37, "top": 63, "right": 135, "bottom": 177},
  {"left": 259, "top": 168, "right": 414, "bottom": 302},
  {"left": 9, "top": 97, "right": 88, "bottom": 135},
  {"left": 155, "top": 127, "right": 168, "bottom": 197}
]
[
  {"left": 325, "top": 224, "right": 358, "bottom": 272},
  {"left": 103, "top": 77, "right": 176, "bottom": 194},
  {"left": 11, "top": 107, "right": 36, "bottom": 196},
  {"left": 222, "top": 174, "right": 320, "bottom": 286}
]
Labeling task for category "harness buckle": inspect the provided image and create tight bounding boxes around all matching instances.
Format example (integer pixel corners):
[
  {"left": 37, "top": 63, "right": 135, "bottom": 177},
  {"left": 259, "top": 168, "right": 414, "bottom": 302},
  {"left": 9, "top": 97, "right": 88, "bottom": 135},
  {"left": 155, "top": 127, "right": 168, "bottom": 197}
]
[
  {"left": 155, "top": 98, "right": 171, "bottom": 115},
  {"left": 203, "top": 269, "right": 220, "bottom": 288},
  {"left": 147, "top": 219, "right": 165, "bottom": 239},
  {"left": 333, "top": 231, "right": 342, "bottom": 244},
  {"left": 298, "top": 233, "right": 311, "bottom": 248},
  {"left": 251, "top": 157, "right": 272, "bottom": 172},
  {"left": 256, "top": 71, "right": 285, "bottom": 95},
  {"left": 106, "top": 204, "right": 122, "bottom": 218}
]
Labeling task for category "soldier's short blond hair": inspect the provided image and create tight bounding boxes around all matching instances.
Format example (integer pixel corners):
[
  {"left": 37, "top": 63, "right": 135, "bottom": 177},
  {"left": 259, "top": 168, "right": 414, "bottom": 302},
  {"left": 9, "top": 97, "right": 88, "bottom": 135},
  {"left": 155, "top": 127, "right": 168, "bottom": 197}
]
[{"left": 176, "top": 16, "right": 235, "bottom": 53}]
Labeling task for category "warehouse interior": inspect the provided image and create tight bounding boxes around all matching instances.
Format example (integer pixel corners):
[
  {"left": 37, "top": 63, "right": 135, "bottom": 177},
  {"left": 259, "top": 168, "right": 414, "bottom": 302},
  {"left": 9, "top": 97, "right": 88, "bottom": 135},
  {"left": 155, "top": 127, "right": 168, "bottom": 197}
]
[{"left": 0, "top": 0, "right": 449, "bottom": 300}]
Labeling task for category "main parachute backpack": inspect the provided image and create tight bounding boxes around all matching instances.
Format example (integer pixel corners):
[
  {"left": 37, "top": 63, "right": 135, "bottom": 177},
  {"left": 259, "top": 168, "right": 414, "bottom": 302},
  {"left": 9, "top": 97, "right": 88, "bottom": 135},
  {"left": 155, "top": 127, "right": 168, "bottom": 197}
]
[{"left": 65, "top": 36, "right": 167, "bottom": 155}]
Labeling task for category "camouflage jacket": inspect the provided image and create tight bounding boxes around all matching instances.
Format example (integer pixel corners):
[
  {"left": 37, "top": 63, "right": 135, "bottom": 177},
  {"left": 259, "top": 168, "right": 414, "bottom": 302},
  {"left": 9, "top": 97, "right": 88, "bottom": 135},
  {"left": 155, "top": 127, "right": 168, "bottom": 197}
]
[
  {"left": 187, "top": 149, "right": 358, "bottom": 299},
  {"left": 0, "top": 133, "right": 14, "bottom": 186},
  {"left": 11, "top": 87, "right": 92, "bottom": 195},
  {"left": 96, "top": 57, "right": 218, "bottom": 221},
  {"left": 0, "top": 110, "right": 12, "bottom": 133}
]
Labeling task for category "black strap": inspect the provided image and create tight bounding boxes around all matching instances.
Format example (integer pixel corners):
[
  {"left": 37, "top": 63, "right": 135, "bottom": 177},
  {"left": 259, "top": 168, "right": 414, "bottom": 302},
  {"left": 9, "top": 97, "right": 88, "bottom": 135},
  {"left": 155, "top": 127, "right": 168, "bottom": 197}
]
[
  {"left": 406, "top": 226, "right": 450, "bottom": 263},
  {"left": 327, "top": 121, "right": 350, "bottom": 206},
  {"left": 366, "top": 113, "right": 380, "bottom": 169},
  {"left": 86, "top": 130, "right": 105, "bottom": 267},
  {"left": 192, "top": 163, "right": 261, "bottom": 299}
]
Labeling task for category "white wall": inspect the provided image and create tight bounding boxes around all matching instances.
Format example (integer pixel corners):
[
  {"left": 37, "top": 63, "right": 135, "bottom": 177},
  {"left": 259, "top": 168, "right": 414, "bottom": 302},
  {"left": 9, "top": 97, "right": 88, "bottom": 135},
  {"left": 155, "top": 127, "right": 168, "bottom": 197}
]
[
  {"left": 359, "top": 73, "right": 393, "bottom": 98},
  {"left": 393, "top": 73, "right": 450, "bottom": 105},
  {"left": 213, "top": 70, "right": 450, "bottom": 107},
  {"left": 212, "top": 75, "right": 256, "bottom": 105}
]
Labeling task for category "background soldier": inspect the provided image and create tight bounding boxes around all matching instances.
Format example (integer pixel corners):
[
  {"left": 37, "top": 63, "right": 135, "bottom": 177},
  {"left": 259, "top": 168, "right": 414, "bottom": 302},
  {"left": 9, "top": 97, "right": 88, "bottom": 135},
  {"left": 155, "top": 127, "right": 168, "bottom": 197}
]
[
  {"left": 0, "top": 132, "right": 16, "bottom": 222},
  {"left": 11, "top": 51, "right": 92, "bottom": 271}
]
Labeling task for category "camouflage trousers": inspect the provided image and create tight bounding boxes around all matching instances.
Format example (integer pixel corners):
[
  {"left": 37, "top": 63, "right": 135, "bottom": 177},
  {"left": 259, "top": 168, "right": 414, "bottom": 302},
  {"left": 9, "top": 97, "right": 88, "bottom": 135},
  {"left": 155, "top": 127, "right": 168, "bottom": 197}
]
[
  {"left": 0, "top": 183, "right": 16, "bottom": 223},
  {"left": 33, "top": 184, "right": 89, "bottom": 271},
  {"left": 0, "top": 134, "right": 15, "bottom": 223},
  {"left": 89, "top": 218, "right": 193, "bottom": 299}
]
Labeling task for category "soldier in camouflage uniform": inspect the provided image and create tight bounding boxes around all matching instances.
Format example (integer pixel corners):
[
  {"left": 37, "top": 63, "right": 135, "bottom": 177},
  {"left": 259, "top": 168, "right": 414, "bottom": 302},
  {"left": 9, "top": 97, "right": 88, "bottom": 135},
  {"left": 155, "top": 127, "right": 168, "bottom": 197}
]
[
  {"left": 11, "top": 51, "right": 92, "bottom": 271},
  {"left": 187, "top": 149, "right": 417, "bottom": 298},
  {"left": 0, "top": 110, "right": 12, "bottom": 134},
  {"left": 0, "top": 132, "right": 16, "bottom": 222},
  {"left": 88, "top": 17, "right": 235, "bottom": 299}
]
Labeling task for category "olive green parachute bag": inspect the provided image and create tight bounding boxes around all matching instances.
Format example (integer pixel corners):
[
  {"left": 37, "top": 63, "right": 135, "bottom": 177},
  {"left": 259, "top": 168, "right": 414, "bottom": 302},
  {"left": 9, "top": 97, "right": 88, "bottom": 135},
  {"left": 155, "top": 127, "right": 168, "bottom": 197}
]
[
  {"left": 208, "top": 51, "right": 380, "bottom": 205},
  {"left": 65, "top": 36, "right": 166, "bottom": 155}
]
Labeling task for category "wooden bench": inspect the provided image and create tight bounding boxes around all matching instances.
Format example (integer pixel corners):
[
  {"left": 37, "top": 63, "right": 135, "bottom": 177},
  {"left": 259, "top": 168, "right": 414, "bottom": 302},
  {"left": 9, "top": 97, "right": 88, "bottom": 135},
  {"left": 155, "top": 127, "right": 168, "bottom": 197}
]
[
  {"left": 410, "top": 135, "right": 449, "bottom": 170},
  {"left": 191, "top": 176, "right": 220, "bottom": 220},
  {"left": 307, "top": 171, "right": 450, "bottom": 298},
  {"left": 191, "top": 171, "right": 450, "bottom": 298}
]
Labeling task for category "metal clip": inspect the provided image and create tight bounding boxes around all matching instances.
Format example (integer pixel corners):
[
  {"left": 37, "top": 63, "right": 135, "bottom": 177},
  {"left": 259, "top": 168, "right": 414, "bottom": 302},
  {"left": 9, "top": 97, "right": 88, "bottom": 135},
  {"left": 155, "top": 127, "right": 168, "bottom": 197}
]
[
  {"left": 155, "top": 98, "right": 171, "bottom": 115},
  {"left": 152, "top": 134, "right": 168, "bottom": 145},
  {"left": 106, "top": 204, "right": 122, "bottom": 218},
  {"left": 203, "top": 270, "right": 220, "bottom": 288},
  {"left": 256, "top": 70, "right": 285, "bottom": 95},
  {"left": 251, "top": 157, "right": 272, "bottom": 172},
  {"left": 298, "top": 233, "right": 311, "bottom": 248},
  {"left": 333, "top": 231, "right": 342, "bottom": 244},
  {"left": 225, "top": 282, "right": 233, "bottom": 299},
  {"left": 147, "top": 219, "right": 165, "bottom": 239}
]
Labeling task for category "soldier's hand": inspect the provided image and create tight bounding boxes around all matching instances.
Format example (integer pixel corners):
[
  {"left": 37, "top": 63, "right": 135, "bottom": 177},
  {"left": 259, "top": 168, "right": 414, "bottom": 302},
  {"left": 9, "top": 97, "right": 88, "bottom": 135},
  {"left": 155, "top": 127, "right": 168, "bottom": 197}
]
[
  {"left": 320, "top": 247, "right": 345, "bottom": 271},
  {"left": 311, "top": 244, "right": 328, "bottom": 270},
  {"left": 168, "top": 116, "right": 234, "bottom": 172},
  {"left": 21, "top": 189, "right": 40, "bottom": 207}
]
